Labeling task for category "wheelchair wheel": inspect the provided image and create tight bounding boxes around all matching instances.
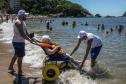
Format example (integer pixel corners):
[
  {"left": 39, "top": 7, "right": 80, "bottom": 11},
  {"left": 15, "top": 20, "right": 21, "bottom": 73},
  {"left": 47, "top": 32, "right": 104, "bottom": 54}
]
[
  {"left": 42, "top": 64, "right": 60, "bottom": 81},
  {"left": 59, "top": 62, "right": 74, "bottom": 70}
]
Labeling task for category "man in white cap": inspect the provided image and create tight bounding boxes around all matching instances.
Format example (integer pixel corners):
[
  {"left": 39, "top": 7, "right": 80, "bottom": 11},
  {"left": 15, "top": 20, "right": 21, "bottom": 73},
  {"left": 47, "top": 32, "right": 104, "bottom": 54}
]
[
  {"left": 70, "top": 30, "right": 102, "bottom": 69},
  {"left": 8, "top": 9, "right": 32, "bottom": 76}
]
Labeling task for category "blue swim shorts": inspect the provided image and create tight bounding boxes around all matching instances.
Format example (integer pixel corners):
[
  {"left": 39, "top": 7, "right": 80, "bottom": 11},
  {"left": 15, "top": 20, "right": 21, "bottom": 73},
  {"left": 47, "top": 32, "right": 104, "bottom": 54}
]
[
  {"left": 12, "top": 42, "right": 25, "bottom": 57},
  {"left": 90, "top": 45, "right": 102, "bottom": 60}
]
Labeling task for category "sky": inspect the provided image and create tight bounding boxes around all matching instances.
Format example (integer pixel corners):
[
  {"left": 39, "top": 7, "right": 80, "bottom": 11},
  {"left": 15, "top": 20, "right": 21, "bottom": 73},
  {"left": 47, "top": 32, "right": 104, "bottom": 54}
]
[{"left": 69, "top": 0, "right": 126, "bottom": 16}]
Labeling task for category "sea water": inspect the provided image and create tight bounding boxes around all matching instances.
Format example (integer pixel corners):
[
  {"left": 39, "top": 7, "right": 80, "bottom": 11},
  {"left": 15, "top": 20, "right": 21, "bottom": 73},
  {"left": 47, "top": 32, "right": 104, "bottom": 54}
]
[{"left": 0, "top": 17, "right": 126, "bottom": 84}]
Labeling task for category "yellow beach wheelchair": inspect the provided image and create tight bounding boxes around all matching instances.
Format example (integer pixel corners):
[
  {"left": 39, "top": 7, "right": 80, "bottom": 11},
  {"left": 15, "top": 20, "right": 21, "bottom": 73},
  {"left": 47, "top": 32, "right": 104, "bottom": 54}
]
[
  {"left": 31, "top": 36, "right": 80, "bottom": 81},
  {"left": 42, "top": 56, "right": 76, "bottom": 81}
]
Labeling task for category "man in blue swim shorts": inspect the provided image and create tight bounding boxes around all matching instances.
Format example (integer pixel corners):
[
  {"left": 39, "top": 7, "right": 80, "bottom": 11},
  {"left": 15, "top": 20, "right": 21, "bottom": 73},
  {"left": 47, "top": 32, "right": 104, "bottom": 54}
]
[
  {"left": 8, "top": 10, "right": 32, "bottom": 76},
  {"left": 70, "top": 30, "right": 102, "bottom": 69}
]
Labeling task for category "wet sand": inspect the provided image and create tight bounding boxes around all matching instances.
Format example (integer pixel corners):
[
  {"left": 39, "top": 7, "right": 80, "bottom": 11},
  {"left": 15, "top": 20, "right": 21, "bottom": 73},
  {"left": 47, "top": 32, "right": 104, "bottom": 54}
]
[{"left": 0, "top": 41, "right": 44, "bottom": 84}]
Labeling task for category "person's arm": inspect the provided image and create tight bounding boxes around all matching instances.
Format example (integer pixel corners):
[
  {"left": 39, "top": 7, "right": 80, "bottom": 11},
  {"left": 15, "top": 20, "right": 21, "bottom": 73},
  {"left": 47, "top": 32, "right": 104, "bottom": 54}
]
[
  {"left": 46, "top": 46, "right": 61, "bottom": 55},
  {"left": 25, "top": 29, "right": 30, "bottom": 37},
  {"left": 80, "top": 39, "right": 92, "bottom": 68},
  {"left": 16, "top": 22, "right": 32, "bottom": 42},
  {"left": 70, "top": 39, "right": 81, "bottom": 56}
]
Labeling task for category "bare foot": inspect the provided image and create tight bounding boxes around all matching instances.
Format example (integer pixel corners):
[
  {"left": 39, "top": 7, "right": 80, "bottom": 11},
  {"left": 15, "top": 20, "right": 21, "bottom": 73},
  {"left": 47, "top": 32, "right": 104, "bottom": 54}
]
[
  {"left": 8, "top": 69, "right": 15, "bottom": 74},
  {"left": 8, "top": 67, "right": 14, "bottom": 70},
  {"left": 77, "top": 61, "right": 82, "bottom": 64},
  {"left": 8, "top": 67, "right": 15, "bottom": 73}
]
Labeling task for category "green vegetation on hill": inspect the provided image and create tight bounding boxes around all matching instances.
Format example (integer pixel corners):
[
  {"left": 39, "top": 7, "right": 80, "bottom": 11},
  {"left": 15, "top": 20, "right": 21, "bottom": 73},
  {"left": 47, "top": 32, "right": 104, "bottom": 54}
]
[
  {"left": 0, "top": 0, "right": 5, "bottom": 9},
  {"left": 123, "top": 11, "right": 126, "bottom": 16},
  {"left": 21, "top": 0, "right": 91, "bottom": 17}
]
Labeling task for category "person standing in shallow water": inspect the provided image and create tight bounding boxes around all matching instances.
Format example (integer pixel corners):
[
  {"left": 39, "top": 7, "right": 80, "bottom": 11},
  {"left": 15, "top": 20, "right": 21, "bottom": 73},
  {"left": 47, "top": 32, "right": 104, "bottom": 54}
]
[
  {"left": 70, "top": 30, "right": 102, "bottom": 69},
  {"left": 8, "top": 10, "right": 32, "bottom": 76},
  {"left": 101, "top": 24, "right": 105, "bottom": 31},
  {"left": 46, "top": 21, "right": 50, "bottom": 31},
  {"left": 6, "top": 15, "right": 9, "bottom": 23},
  {"left": 0, "top": 15, "right": 3, "bottom": 22}
]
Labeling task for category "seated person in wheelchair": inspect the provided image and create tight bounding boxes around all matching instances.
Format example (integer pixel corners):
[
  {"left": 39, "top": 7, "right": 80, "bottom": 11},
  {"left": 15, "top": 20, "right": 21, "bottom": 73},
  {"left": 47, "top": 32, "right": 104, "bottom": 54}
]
[{"left": 32, "top": 35, "right": 80, "bottom": 69}]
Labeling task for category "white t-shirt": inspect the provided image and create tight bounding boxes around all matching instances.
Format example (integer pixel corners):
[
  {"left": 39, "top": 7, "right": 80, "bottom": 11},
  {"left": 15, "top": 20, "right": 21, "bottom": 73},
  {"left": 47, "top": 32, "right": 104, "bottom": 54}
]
[
  {"left": 12, "top": 19, "right": 27, "bottom": 43},
  {"left": 83, "top": 33, "right": 102, "bottom": 48}
]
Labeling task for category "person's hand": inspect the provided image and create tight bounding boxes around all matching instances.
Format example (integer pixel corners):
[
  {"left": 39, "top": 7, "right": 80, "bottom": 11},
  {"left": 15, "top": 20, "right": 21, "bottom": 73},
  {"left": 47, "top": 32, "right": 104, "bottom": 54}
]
[
  {"left": 65, "top": 53, "right": 72, "bottom": 58},
  {"left": 70, "top": 53, "right": 74, "bottom": 57},
  {"left": 70, "top": 51, "right": 73, "bottom": 56},
  {"left": 69, "top": 55, "right": 73, "bottom": 59},
  {"left": 70, "top": 54, "right": 73, "bottom": 57},
  {"left": 55, "top": 46, "right": 61, "bottom": 52},
  {"left": 68, "top": 53, "right": 73, "bottom": 58},
  {"left": 56, "top": 46, "right": 61, "bottom": 50}
]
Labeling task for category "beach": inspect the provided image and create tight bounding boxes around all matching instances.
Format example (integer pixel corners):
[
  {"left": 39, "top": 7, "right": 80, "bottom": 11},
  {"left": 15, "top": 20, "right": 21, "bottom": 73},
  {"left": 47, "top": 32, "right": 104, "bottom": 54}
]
[
  {"left": 0, "top": 17, "right": 126, "bottom": 84},
  {"left": 0, "top": 42, "right": 14, "bottom": 84}
]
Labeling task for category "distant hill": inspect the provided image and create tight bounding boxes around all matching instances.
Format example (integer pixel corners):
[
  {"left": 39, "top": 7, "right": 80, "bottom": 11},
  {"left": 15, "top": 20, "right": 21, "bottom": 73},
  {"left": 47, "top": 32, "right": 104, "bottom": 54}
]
[
  {"left": 123, "top": 11, "right": 126, "bottom": 16},
  {"left": 0, "top": 0, "right": 5, "bottom": 9},
  {"left": 21, "top": 0, "right": 92, "bottom": 17}
]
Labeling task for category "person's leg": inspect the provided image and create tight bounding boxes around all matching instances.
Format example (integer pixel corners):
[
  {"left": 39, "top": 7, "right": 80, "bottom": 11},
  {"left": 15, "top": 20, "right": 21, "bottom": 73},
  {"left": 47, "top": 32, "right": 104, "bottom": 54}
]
[
  {"left": 63, "top": 54, "right": 80, "bottom": 69},
  {"left": 69, "top": 58, "right": 80, "bottom": 66},
  {"left": 54, "top": 54, "right": 80, "bottom": 67},
  {"left": 14, "top": 42, "right": 25, "bottom": 75},
  {"left": 8, "top": 54, "right": 17, "bottom": 70},
  {"left": 90, "top": 46, "right": 102, "bottom": 68},
  {"left": 8, "top": 42, "right": 17, "bottom": 70},
  {"left": 17, "top": 46, "right": 25, "bottom": 75},
  {"left": 90, "top": 58, "right": 97, "bottom": 79},
  {"left": 17, "top": 57, "right": 23, "bottom": 75},
  {"left": 91, "top": 59, "right": 96, "bottom": 68}
]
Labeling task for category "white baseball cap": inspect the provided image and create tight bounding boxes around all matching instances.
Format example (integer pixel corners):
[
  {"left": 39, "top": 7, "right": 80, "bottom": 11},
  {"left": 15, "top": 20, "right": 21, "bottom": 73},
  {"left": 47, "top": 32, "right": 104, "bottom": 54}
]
[
  {"left": 17, "top": 9, "right": 29, "bottom": 16},
  {"left": 41, "top": 35, "right": 52, "bottom": 43},
  {"left": 77, "top": 30, "right": 87, "bottom": 39}
]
